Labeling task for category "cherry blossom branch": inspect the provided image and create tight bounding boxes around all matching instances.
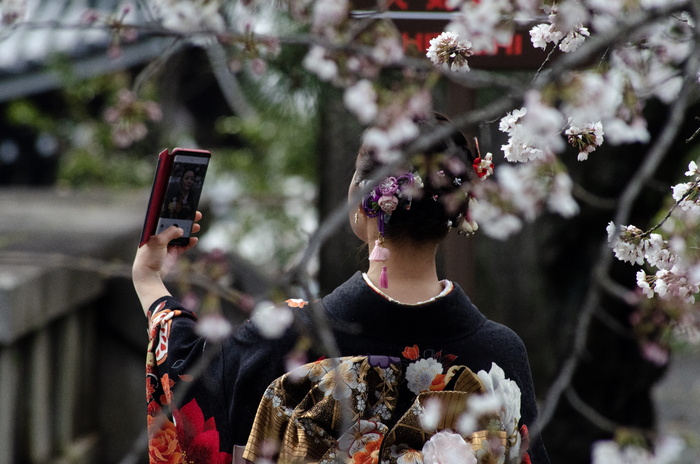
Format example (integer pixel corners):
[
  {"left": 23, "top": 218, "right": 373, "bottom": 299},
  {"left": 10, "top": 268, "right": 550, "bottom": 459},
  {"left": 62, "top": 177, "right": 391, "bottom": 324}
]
[
  {"left": 205, "top": 42, "right": 258, "bottom": 119},
  {"left": 643, "top": 179, "right": 700, "bottom": 237},
  {"left": 565, "top": 386, "right": 622, "bottom": 433},
  {"left": 532, "top": 1, "right": 691, "bottom": 88},
  {"left": 534, "top": 40, "right": 700, "bottom": 435},
  {"left": 132, "top": 38, "right": 186, "bottom": 95}
]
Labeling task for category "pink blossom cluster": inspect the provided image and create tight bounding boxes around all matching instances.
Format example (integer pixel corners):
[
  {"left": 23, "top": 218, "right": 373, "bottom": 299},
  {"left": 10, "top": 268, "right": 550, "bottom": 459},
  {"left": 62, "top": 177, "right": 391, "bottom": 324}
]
[
  {"left": 636, "top": 267, "right": 699, "bottom": 304},
  {"left": 671, "top": 161, "right": 700, "bottom": 212},
  {"left": 426, "top": 31, "right": 474, "bottom": 73},
  {"left": 592, "top": 434, "right": 685, "bottom": 464},
  {"left": 103, "top": 88, "right": 162, "bottom": 148},
  {"left": 469, "top": 159, "right": 578, "bottom": 240},
  {"left": 1, "top": 0, "right": 27, "bottom": 25},
  {"left": 565, "top": 122, "right": 604, "bottom": 161},
  {"left": 149, "top": 0, "right": 226, "bottom": 37},
  {"left": 445, "top": 0, "right": 538, "bottom": 55},
  {"left": 608, "top": 161, "right": 700, "bottom": 359},
  {"left": 530, "top": 3, "right": 590, "bottom": 53}
]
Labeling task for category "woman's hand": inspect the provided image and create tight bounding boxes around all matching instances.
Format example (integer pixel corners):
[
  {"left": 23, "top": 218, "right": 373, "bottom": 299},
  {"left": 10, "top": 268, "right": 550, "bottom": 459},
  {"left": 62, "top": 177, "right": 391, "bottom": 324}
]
[{"left": 133, "top": 211, "right": 202, "bottom": 315}]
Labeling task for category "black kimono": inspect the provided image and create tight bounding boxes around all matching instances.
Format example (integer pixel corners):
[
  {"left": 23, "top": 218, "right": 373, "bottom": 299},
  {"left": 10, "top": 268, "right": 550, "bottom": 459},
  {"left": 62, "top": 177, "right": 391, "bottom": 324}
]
[{"left": 145, "top": 272, "right": 549, "bottom": 464}]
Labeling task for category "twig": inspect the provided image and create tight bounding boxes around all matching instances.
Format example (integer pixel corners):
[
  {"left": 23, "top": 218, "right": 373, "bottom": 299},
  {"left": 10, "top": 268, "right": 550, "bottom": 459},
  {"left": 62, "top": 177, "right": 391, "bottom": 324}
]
[
  {"left": 205, "top": 41, "right": 258, "bottom": 119},
  {"left": 565, "top": 386, "right": 622, "bottom": 433},
  {"left": 686, "top": 117, "right": 700, "bottom": 143}
]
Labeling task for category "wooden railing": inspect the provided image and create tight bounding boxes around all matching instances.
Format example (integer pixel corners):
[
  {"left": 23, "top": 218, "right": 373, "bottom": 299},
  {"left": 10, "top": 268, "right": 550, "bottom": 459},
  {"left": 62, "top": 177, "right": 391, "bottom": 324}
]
[{"left": 0, "top": 188, "right": 148, "bottom": 463}]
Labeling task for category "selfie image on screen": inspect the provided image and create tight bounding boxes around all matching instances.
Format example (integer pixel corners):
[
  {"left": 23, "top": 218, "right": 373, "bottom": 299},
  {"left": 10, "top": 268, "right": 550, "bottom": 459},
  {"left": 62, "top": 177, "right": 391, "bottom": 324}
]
[{"left": 156, "top": 155, "right": 208, "bottom": 237}]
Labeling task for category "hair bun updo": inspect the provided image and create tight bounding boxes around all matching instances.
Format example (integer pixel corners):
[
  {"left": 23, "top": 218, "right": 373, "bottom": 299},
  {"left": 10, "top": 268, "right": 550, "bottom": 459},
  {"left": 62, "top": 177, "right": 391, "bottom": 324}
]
[{"left": 356, "top": 112, "right": 478, "bottom": 244}]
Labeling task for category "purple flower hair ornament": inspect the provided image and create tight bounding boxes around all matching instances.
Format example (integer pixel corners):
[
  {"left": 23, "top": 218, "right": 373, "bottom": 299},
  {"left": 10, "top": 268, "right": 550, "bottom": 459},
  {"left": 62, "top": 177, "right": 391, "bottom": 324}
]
[{"left": 361, "top": 172, "right": 421, "bottom": 288}]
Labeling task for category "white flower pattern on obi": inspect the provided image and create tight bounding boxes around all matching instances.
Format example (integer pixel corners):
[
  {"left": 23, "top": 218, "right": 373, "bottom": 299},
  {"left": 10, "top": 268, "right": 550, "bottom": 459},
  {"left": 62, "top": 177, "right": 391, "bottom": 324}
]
[
  {"left": 244, "top": 347, "right": 530, "bottom": 464},
  {"left": 406, "top": 358, "right": 443, "bottom": 395}
]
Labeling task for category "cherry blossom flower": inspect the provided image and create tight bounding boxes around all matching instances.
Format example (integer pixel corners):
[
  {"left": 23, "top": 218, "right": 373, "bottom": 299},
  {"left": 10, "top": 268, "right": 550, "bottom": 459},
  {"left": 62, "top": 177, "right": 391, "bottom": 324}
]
[
  {"left": 406, "top": 358, "right": 443, "bottom": 395},
  {"left": 447, "top": 0, "right": 515, "bottom": 54},
  {"left": 303, "top": 46, "right": 338, "bottom": 82},
  {"left": 547, "top": 172, "right": 579, "bottom": 218},
  {"left": 641, "top": 341, "right": 670, "bottom": 366},
  {"left": 456, "top": 393, "right": 501, "bottom": 436},
  {"left": 195, "top": 314, "right": 232, "bottom": 341},
  {"left": 529, "top": 3, "right": 590, "bottom": 54},
  {"left": 251, "top": 301, "right": 294, "bottom": 338},
  {"left": 312, "top": 0, "right": 348, "bottom": 34},
  {"left": 344, "top": 80, "right": 378, "bottom": 124},
  {"left": 671, "top": 161, "right": 700, "bottom": 213},
  {"left": 1, "top": 0, "right": 27, "bottom": 25},
  {"left": 607, "top": 222, "right": 646, "bottom": 265},
  {"left": 565, "top": 122, "right": 604, "bottom": 161},
  {"left": 604, "top": 116, "right": 650, "bottom": 145},
  {"left": 500, "top": 91, "right": 565, "bottom": 163},
  {"left": 372, "top": 34, "right": 404, "bottom": 65},
  {"left": 529, "top": 24, "right": 557, "bottom": 50},
  {"left": 561, "top": 71, "right": 623, "bottom": 127},
  {"left": 150, "top": 0, "right": 225, "bottom": 38},
  {"left": 551, "top": 1, "right": 590, "bottom": 36},
  {"left": 592, "top": 434, "right": 685, "bottom": 464},
  {"left": 499, "top": 108, "right": 527, "bottom": 134},
  {"left": 643, "top": 233, "right": 675, "bottom": 270},
  {"left": 362, "top": 116, "right": 419, "bottom": 164},
  {"left": 103, "top": 89, "right": 162, "bottom": 148},
  {"left": 653, "top": 266, "right": 699, "bottom": 304},
  {"left": 419, "top": 397, "right": 443, "bottom": 432},
  {"left": 426, "top": 31, "right": 474, "bottom": 73},
  {"left": 469, "top": 194, "right": 523, "bottom": 240},
  {"left": 422, "top": 430, "right": 476, "bottom": 464},
  {"left": 558, "top": 26, "right": 590, "bottom": 53}
]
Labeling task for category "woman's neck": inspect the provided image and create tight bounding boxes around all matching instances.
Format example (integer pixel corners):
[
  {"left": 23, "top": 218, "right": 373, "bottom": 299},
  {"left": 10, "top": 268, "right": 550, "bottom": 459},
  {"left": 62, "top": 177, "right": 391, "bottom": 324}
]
[{"left": 365, "top": 239, "right": 444, "bottom": 304}]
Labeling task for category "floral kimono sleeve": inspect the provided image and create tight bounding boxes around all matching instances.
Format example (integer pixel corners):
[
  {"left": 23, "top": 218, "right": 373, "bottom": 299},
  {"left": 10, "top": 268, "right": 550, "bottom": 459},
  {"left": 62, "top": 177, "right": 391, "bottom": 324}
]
[{"left": 145, "top": 296, "right": 233, "bottom": 464}]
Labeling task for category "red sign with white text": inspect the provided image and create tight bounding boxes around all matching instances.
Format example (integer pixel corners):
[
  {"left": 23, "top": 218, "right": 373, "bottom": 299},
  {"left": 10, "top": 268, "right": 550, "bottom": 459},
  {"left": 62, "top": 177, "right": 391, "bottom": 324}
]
[{"left": 352, "top": 1, "right": 548, "bottom": 70}]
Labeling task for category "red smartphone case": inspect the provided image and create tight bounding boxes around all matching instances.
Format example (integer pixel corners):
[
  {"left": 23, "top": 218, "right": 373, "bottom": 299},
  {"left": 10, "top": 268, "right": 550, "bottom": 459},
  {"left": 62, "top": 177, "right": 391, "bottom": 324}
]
[{"left": 139, "top": 148, "right": 211, "bottom": 247}]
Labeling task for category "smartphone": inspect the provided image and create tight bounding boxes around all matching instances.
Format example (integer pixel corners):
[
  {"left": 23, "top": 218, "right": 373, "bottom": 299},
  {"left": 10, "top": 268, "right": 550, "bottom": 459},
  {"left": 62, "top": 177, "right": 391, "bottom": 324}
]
[{"left": 140, "top": 148, "right": 211, "bottom": 247}]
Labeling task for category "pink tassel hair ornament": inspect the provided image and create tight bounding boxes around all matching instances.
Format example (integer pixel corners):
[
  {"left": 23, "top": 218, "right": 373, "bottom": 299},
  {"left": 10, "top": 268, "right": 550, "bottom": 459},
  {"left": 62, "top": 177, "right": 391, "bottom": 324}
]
[
  {"left": 369, "top": 239, "right": 390, "bottom": 261},
  {"left": 363, "top": 174, "right": 418, "bottom": 290},
  {"left": 380, "top": 266, "right": 389, "bottom": 288},
  {"left": 369, "top": 239, "right": 390, "bottom": 288}
]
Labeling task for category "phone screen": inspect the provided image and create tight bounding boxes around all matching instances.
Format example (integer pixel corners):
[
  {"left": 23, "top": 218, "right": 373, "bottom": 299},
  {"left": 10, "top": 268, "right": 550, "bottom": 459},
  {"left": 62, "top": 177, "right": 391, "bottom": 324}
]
[{"left": 155, "top": 153, "right": 209, "bottom": 242}]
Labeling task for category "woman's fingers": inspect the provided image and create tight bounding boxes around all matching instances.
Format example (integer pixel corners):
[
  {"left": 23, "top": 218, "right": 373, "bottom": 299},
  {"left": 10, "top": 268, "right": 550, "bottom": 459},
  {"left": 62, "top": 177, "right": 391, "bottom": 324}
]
[{"left": 151, "top": 225, "right": 184, "bottom": 247}]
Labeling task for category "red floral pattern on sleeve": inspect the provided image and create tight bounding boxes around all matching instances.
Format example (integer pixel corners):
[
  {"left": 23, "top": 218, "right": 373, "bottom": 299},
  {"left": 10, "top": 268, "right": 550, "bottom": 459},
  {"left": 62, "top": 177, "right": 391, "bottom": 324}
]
[
  {"left": 145, "top": 299, "right": 232, "bottom": 464},
  {"left": 148, "top": 399, "right": 232, "bottom": 464}
]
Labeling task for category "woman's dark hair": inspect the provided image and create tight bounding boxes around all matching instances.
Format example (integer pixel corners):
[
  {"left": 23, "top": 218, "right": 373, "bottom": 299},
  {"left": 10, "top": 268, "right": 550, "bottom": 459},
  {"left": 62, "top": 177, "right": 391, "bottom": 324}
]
[{"left": 356, "top": 113, "right": 477, "bottom": 244}]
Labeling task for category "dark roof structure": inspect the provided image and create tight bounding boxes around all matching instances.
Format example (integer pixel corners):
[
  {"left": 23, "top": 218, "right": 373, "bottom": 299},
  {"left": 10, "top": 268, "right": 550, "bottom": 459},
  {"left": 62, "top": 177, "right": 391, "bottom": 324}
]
[{"left": 0, "top": 0, "right": 176, "bottom": 102}]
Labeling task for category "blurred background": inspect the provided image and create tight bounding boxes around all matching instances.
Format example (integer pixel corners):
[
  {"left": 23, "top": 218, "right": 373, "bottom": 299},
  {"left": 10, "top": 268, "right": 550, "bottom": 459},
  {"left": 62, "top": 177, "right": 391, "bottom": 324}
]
[{"left": 1, "top": 1, "right": 699, "bottom": 463}]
